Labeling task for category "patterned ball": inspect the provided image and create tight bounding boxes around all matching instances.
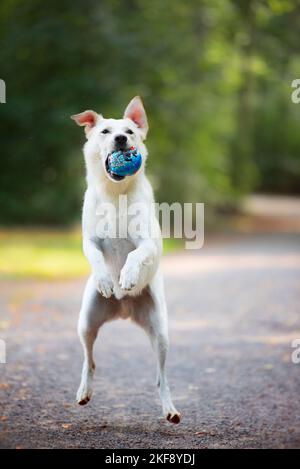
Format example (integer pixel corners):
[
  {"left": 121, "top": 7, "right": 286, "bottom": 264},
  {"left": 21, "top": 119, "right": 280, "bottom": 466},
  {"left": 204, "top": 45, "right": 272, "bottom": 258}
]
[{"left": 107, "top": 146, "right": 142, "bottom": 177}]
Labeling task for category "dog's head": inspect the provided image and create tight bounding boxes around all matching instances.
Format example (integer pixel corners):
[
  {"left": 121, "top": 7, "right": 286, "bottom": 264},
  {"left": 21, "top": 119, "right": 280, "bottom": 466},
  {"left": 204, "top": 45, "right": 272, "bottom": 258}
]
[{"left": 71, "top": 96, "right": 148, "bottom": 186}]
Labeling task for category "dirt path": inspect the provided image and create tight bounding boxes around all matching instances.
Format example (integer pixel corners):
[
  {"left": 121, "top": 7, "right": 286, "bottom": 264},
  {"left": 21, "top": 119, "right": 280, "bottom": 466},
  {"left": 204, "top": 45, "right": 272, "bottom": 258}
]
[{"left": 1, "top": 232, "right": 300, "bottom": 448}]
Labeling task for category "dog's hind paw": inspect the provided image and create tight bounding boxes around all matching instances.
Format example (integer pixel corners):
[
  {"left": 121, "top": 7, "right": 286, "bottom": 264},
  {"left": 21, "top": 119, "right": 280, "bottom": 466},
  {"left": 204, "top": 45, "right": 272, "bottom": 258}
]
[
  {"left": 76, "top": 383, "right": 92, "bottom": 406},
  {"left": 77, "top": 396, "right": 90, "bottom": 406},
  {"left": 166, "top": 411, "right": 181, "bottom": 424}
]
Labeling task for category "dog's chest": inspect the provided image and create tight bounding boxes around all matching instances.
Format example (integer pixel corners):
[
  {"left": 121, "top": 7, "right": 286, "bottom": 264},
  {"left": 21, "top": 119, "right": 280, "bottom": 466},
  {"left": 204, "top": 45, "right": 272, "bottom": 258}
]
[
  {"left": 101, "top": 237, "right": 134, "bottom": 268},
  {"left": 95, "top": 196, "right": 140, "bottom": 239}
]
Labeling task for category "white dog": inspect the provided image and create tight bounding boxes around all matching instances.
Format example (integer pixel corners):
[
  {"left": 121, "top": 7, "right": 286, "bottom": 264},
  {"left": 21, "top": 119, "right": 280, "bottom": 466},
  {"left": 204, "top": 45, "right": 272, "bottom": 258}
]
[{"left": 71, "top": 96, "right": 180, "bottom": 424}]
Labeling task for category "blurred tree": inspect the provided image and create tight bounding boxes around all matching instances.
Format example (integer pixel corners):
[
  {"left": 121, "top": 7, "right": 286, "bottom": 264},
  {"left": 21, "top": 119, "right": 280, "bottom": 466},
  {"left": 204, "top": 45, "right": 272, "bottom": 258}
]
[{"left": 0, "top": 0, "right": 299, "bottom": 224}]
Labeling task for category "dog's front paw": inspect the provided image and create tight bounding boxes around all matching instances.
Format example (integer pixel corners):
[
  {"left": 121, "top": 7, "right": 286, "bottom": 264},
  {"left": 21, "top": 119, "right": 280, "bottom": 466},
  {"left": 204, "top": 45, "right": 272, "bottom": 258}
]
[
  {"left": 94, "top": 271, "right": 114, "bottom": 298},
  {"left": 119, "top": 260, "right": 141, "bottom": 292}
]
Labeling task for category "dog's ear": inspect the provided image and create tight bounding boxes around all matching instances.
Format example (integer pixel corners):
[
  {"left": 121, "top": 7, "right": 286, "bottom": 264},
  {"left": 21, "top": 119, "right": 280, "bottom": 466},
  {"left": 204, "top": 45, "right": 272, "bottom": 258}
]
[
  {"left": 71, "top": 110, "right": 101, "bottom": 137},
  {"left": 124, "top": 96, "right": 148, "bottom": 139}
]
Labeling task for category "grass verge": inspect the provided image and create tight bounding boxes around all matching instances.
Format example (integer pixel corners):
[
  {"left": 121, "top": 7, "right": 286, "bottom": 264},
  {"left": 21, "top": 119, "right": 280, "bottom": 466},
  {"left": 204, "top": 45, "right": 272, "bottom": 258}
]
[{"left": 0, "top": 228, "right": 182, "bottom": 280}]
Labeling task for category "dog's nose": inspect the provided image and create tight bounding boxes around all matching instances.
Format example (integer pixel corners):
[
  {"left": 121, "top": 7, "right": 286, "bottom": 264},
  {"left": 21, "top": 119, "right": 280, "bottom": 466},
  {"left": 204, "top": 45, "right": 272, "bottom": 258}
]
[{"left": 115, "top": 134, "right": 127, "bottom": 148}]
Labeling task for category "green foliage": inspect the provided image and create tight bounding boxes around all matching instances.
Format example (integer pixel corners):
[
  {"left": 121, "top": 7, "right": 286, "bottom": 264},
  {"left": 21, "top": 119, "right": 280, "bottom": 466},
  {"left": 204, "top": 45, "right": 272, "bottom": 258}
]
[{"left": 0, "top": 0, "right": 299, "bottom": 224}]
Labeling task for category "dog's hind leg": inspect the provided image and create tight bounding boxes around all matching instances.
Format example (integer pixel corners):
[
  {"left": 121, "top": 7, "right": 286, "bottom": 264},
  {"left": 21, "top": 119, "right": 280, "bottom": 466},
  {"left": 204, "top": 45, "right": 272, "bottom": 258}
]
[
  {"left": 76, "top": 275, "right": 114, "bottom": 405},
  {"left": 133, "top": 273, "right": 181, "bottom": 424}
]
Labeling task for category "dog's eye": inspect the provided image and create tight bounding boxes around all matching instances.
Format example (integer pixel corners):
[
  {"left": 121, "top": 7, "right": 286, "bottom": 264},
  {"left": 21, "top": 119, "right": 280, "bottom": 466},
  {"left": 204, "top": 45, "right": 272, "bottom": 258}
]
[
  {"left": 101, "top": 129, "right": 110, "bottom": 134},
  {"left": 126, "top": 129, "right": 134, "bottom": 135}
]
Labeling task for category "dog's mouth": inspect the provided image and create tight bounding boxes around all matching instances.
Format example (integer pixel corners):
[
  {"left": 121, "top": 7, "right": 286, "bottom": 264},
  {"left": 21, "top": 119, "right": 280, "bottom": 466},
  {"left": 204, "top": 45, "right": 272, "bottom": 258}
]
[{"left": 105, "top": 155, "right": 126, "bottom": 182}]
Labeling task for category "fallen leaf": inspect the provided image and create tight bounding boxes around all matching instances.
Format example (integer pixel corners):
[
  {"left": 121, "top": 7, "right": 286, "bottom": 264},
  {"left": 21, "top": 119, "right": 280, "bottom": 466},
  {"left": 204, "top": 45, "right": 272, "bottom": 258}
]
[
  {"left": 0, "top": 383, "right": 10, "bottom": 389},
  {"left": 195, "top": 430, "right": 217, "bottom": 437},
  {"left": 205, "top": 368, "right": 215, "bottom": 374},
  {"left": 188, "top": 384, "right": 199, "bottom": 390},
  {"left": 263, "top": 364, "right": 274, "bottom": 370},
  {"left": 57, "top": 354, "right": 68, "bottom": 361},
  {"left": 62, "top": 423, "right": 72, "bottom": 429}
]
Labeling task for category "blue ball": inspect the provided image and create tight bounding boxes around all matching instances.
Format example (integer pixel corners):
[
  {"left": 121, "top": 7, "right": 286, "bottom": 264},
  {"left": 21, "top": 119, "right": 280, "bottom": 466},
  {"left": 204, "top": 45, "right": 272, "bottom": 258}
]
[{"left": 107, "top": 147, "right": 142, "bottom": 177}]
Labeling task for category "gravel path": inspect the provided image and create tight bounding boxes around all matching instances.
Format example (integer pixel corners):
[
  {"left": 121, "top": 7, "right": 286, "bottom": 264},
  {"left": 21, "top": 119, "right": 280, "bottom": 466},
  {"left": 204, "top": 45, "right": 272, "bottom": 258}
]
[{"left": 0, "top": 232, "right": 300, "bottom": 448}]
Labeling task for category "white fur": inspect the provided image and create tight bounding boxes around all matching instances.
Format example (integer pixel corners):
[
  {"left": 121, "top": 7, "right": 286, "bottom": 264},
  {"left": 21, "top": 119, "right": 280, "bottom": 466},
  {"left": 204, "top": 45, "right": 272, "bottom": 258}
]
[{"left": 72, "top": 97, "right": 180, "bottom": 424}]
